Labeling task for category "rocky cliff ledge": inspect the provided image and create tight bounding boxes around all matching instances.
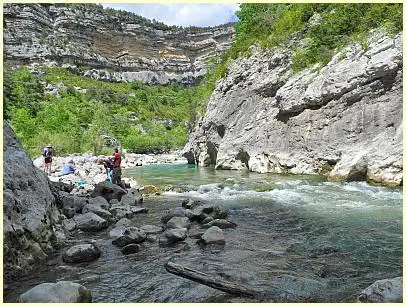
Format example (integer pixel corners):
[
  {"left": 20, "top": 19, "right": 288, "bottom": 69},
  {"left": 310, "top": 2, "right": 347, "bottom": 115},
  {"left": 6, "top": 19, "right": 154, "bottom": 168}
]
[
  {"left": 184, "top": 30, "right": 402, "bottom": 186},
  {"left": 4, "top": 4, "right": 235, "bottom": 85},
  {"left": 3, "top": 122, "right": 63, "bottom": 281}
]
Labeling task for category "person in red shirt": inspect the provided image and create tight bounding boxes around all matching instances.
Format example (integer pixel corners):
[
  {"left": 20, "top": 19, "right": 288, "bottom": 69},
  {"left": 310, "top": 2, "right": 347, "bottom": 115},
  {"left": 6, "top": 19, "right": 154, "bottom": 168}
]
[{"left": 110, "top": 148, "right": 122, "bottom": 186}]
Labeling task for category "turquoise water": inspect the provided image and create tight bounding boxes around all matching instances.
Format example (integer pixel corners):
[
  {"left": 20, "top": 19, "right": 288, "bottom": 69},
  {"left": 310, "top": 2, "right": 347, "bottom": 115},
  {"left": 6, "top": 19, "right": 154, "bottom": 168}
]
[{"left": 5, "top": 163, "right": 402, "bottom": 302}]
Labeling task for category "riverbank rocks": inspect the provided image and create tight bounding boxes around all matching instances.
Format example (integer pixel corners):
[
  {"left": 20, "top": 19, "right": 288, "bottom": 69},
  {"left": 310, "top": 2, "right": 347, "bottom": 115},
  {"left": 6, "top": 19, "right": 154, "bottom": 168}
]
[
  {"left": 109, "top": 203, "right": 148, "bottom": 220},
  {"left": 182, "top": 199, "right": 203, "bottom": 209},
  {"left": 112, "top": 227, "right": 147, "bottom": 247},
  {"left": 17, "top": 281, "right": 92, "bottom": 303},
  {"left": 122, "top": 244, "right": 141, "bottom": 255},
  {"left": 88, "top": 196, "right": 110, "bottom": 210},
  {"left": 160, "top": 228, "right": 188, "bottom": 246},
  {"left": 166, "top": 217, "right": 191, "bottom": 230},
  {"left": 73, "top": 212, "right": 109, "bottom": 232},
  {"left": 199, "top": 226, "right": 225, "bottom": 245},
  {"left": 82, "top": 204, "right": 113, "bottom": 221},
  {"left": 358, "top": 276, "right": 402, "bottom": 303},
  {"left": 201, "top": 219, "right": 237, "bottom": 229},
  {"left": 120, "top": 191, "right": 143, "bottom": 206},
  {"left": 91, "top": 182, "right": 127, "bottom": 202},
  {"left": 161, "top": 207, "right": 187, "bottom": 224},
  {"left": 63, "top": 243, "right": 101, "bottom": 263}
]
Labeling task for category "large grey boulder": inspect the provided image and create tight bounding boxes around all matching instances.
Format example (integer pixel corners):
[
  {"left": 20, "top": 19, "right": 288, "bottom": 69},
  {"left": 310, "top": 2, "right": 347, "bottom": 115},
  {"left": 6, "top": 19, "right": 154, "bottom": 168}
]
[
  {"left": 358, "top": 276, "right": 402, "bottom": 303},
  {"left": 112, "top": 227, "right": 147, "bottom": 247},
  {"left": 166, "top": 216, "right": 191, "bottom": 230},
  {"left": 200, "top": 226, "right": 225, "bottom": 245},
  {"left": 73, "top": 212, "right": 108, "bottom": 232},
  {"left": 91, "top": 182, "right": 127, "bottom": 201},
  {"left": 88, "top": 196, "right": 110, "bottom": 210},
  {"left": 82, "top": 204, "right": 113, "bottom": 221},
  {"left": 159, "top": 228, "right": 188, "bottom": 245},
  {"left": 62, "top": 243, "right": 101, "bottom": 263},
  {"left": 161, "top": 207, "right": 187, "bottom": 224},
  {"left": 18, "top": 281, "right": 92, "bottom": 302},
  {"left": 3, "top": 122, "right": 62, "bottom": 281}
]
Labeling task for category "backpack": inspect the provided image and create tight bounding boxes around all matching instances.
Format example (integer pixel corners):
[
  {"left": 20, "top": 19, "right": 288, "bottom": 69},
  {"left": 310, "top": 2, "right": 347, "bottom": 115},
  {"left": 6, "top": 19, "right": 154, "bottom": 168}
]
[{"left": 43, "top": 148, "right": 53, "bottom": 158}]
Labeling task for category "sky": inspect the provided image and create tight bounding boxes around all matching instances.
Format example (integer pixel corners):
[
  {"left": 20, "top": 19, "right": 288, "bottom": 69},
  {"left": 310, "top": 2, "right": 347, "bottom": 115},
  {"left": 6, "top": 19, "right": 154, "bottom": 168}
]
[{"left": 102, "top": 3, "right": 240, "bottom": 27}]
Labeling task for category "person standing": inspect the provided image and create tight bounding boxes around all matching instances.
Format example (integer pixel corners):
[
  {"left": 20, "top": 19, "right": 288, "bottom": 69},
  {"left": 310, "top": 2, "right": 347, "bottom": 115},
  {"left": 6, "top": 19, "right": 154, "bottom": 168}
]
[
  {"left": 111, "top": 148, "right": 122, "bottom": 186},
  {"left": 43, "top": 144, "right": 53, "bottom": 175}
]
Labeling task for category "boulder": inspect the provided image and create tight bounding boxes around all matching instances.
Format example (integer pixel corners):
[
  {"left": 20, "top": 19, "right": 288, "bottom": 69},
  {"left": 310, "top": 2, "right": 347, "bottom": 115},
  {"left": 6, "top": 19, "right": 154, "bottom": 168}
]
[
  {"left": 62, "top": 243, "right": 101, "bottom": 263},
  {"left": 212, "top": 206, "right": 228, "bottom": 219},
  {"left": 90, "top": 182, "right": 127, "bottom": 202},
  {"left": 201, "top": 219, "right": 236, "bottom": 229},
  {"left": 62, "top": 219, "right": 76, "bottom": 232},
  {"left": 166, "top": 217, "right": 191, "bottom": 230},
  {"left": 82, "top": 204, "right": 113, "bottom": 221},
  {"left": 141, "top": 185, "right": 160, "bottom": 194},
  {"left": 201, "top": 216, "right": 214, "bottom": 225},
  {"left": 88, "top": 196, "right": 110, "bottom": 210},
  {"left": 51, "top": 181, "right": 74, "bottom": 193},
  {"left": 161, "top": 207, "right": 187, "bottom": 224},
  {"left": 122, "top": 244, "right": 140, "bottom": 255},
  {"left": 163, "top": 228, "right": 187, "bottom": 242},
  {"left": 358, "top": 276, "right": 402, "bottom": 303},
  {"left": 140, "top": 225, "right": 164, "bottom": 235},
  {"left": 18, "top": 281, "right": 92, "bottom": 302},
  {"left": 181, "top": 199, "right": 203, "bottom": 209},
  {"left": 73, "top": 212, "right": 108, "bottom": 232},
  {"left": 128, "top": 188, "right": 143, "bottom": 204},
  {"left": 112, "top": 227, "right": 147, "bottom": 247},
  {"left": 200, "top": 226, "right": 225, "bottom": 245}
]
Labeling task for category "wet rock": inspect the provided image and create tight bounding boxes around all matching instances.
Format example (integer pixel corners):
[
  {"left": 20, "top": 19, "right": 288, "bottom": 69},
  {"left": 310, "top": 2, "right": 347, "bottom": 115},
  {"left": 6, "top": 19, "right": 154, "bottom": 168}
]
[
  {"left": 128, "top": 188, "right": 143, "bottom": 204},
  {"left": 190, "top": 204, "right": 214, "bottom": 222},
  {"left": 161, "top": 207, "right": 187, "bottom": 224},
  {"left": 201, "top": 216, "right": 214, "bottom": 224},
  {"left": 201, "top": 219, "right": 236, "bottom": 229},
  {"left": 115, "top": 218, "right": 132, "bottom": 228},
  {"left": 82, "top": 204, "right": 113, "bottom": 221},
  {"left": 91, "top": 182, "right": 127, "bottom": 202},
  {"left": 163, "top": 228, "right": 188, "bottom": 243},
  {"left": 51, "top": 181, "right": 74, "bottom": 193},
  {"left": 73, "top": 212, "right": 108, "bottom": 232},
  {"left": 166, "top": 216, "right": 191, "bottom": 230},
  {"left": 62, "top": 219, "right": 76, "bottom": 232},
  {"left": 358, "top": 276, "right": 402, "bottom": 303},
  {"left": 62, "top": 243, "right": 101, "bottom": 263},
  {"left": 182, "top": 199, "right": 203, "bottom": 209},
  {"left": 18, "top": 281, "right": 92, "bottom": 302},
  {"left": 109, "top": 204, "right": 147, "bottom": 220},
  {"left": 120, "top": 193, "right": 136, "bottom": 206},
  {"left": 109, "top": 199, "right": 119, "bottom": 205},
  {"left": 146, "top": 235, "right": 157, "bottom": 243},
  {"left": 140, "top": 225, "right": 164, "bottom": 235},
  {"left": 200, "top": 226, "right": 225, "bottom": 245},
  {"left": 62, "top": 206, "right": 75, "bottom": 219},
  {"left": 212, "top": 206, "right": 228, "bottom": 219},
  {"left": 112, "top": 227, "right": 147, "bottom": 247},
  {"left": 88, "top": 196, "right": 110, "bottom": 210},
  {"left": 122, "top": 243, "right": 140, "bottom": 255}
]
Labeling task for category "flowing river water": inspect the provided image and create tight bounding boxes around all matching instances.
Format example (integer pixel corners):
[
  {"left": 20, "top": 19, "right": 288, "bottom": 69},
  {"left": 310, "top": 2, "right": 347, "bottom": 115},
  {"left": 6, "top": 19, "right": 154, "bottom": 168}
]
[{"left": 4, "top": 163, "right": 402, "bottom": 302}]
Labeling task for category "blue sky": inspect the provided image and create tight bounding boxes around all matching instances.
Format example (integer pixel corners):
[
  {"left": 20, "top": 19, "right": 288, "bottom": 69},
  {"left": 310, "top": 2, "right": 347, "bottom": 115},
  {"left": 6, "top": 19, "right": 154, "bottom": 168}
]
[{"left": 102, "top": 4, "right": 239, "bottom": 27}]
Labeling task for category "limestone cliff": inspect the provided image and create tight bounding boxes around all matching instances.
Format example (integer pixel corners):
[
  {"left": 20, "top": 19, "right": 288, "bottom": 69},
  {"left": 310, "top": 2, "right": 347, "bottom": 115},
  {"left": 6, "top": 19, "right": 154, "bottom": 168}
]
[
  {"left": 184, "top": 30, "right": 402, "bottom": 186},
  {"left": 4, "top": 3, "right": 235, "bottom": 85},
  {"left": 3, "top": 122, "right": 62, "bottom": 281}
]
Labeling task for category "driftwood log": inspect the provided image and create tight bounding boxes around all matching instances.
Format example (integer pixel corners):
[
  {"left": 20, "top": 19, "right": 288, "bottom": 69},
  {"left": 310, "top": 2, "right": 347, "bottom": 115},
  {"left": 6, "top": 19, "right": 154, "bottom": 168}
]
[{"left": 164, "top": 261, "right": 267, "bottom": 300}]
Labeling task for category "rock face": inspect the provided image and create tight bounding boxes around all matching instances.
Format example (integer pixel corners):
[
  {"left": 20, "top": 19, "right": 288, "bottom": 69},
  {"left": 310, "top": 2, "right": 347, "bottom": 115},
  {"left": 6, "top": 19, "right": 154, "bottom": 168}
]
[
  {"left": 18, "top": 281, "right": 92, "bottom": 302},
  {"left": 3, "top": 121, "right": 62, "bottom": 281},
  {"left": 185, "top": 30, "right": 402, "bottom": 186},
  {"left": 4, "top": 3, "right": 235, "bottom": 85},
  {"left": 358, "top": 276, "right": 403, "bottom": 303}
]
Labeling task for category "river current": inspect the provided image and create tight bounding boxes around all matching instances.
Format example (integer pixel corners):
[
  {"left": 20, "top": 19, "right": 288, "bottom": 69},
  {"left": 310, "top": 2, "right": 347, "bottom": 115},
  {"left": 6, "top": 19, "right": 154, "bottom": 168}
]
[{"left": 4, "top": 163, "right": 402, "bottom": 302}]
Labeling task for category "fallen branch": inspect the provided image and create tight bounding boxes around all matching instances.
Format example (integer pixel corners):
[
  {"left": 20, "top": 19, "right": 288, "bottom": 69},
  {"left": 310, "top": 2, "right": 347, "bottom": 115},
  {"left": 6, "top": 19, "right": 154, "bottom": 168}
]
[{"left": 164, "top": 261, "right": 267, "bottom": 300}]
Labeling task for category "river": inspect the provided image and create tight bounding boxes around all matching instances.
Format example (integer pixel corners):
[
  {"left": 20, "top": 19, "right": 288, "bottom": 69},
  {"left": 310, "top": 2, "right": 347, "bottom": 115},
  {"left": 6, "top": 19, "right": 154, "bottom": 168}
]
[{"left": 4, "top": 163, "right": 402, "bottom": 302}]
